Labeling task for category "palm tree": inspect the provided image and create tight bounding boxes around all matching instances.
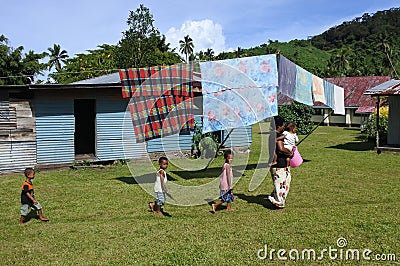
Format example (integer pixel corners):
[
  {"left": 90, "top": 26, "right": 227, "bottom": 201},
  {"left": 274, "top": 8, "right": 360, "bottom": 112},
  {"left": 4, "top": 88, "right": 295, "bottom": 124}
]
[
  {"left": 179, "top": 35, "right": 194, "bottom": 63},
  {"left": 377, "top": 32, "right": 399, "bottom": 78},
  {"left": 204, "top": 48, "right": 214, "bottom": 61},
  {"left": 46, "top": 44, "right": 69, "bottom": 71}
]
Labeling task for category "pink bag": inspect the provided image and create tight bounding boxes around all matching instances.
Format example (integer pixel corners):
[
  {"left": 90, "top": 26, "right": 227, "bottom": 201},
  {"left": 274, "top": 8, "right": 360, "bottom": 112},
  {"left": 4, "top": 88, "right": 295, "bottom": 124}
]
[{"left": 290, "top": 146, "right": 303, "bottom": 168}]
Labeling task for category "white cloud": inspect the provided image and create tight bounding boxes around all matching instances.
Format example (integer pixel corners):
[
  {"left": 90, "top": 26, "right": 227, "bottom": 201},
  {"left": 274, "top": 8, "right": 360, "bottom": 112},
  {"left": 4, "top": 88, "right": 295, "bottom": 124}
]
[{"left": 165, "top": 19, "right": 227, "bottom": 56}]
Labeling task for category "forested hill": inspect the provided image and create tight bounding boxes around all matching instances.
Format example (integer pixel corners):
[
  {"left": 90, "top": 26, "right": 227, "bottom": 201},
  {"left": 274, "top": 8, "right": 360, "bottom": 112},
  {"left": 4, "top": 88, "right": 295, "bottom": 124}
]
[
  {"left": 225, "top": 7, "right": 400, "bottom": 78},
  {"left": 311, "top": 8, "right": 400, "bottom": 50}
]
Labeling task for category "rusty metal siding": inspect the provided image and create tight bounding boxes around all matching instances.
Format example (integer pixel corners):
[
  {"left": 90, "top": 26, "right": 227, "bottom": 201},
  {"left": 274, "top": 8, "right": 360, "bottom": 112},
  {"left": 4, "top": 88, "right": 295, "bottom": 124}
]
[
  {"left": 324, "top": 76, "right": 391, "bottom": 110},
  {"left": 35, "top": 99, "right": 75, "bottom": 164}
]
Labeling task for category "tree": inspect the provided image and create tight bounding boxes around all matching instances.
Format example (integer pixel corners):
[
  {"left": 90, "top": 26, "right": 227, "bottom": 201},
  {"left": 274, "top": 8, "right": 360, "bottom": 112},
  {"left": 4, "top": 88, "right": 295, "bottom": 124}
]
[
  {"left": 115, "top": 4, "right": 179, "bottom": 68},
  {"left": 46, "top": 44, "right": 69, "bottom": 71},
  {"left": 376, "top": 32, "right": 399, "bottom": 78},
  {"left": 179, "top": 35, "right": 194, "bottom": 63},
  {"left": 0, "top": 35, "right": 47, "bottom": 85},
  {"left": 50, "top": 44, "right": 117, "bottom": 84},
  {"left": 204, "top": 48, "right": 215, "bottom": 61}
]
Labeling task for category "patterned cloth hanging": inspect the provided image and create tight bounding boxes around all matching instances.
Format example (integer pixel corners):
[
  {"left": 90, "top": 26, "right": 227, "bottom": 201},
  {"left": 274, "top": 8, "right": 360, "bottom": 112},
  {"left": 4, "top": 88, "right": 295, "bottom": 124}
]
[
  {"left": 312, "top": 74, "right": 327, "bottom": 104},
  {"left": 199, "top": 55, "right": 278, "bottom": 133},
  {"left": 323, "top": 80, "right": 335, "bottom": 109},
  {"left": 278, "top": 55, "right": 296, "bottom": 105},
  {"left": 119, "top": 63, "right": 194, "bottom": 142},
  {"left": 294, "top": 65, "right": 313, "bottom": 106}
]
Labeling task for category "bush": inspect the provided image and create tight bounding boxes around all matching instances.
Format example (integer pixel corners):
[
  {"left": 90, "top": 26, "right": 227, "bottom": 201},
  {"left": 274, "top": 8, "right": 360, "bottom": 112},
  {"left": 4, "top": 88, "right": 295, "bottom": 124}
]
[
  {"left": 278, "top": 101, "right": 315, "bottom": 134},
  {"left": 362, "top": 106, "right": 388, "bottom": 143},
  {"left": 191, "top": 121, "right": 219, "bottom": 158}
]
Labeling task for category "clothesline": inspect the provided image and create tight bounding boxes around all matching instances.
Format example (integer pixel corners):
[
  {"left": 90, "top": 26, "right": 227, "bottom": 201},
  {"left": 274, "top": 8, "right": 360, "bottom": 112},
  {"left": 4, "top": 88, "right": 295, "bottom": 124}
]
[{"left": 118, "top": 54, "right": 346, "bottom": 143}]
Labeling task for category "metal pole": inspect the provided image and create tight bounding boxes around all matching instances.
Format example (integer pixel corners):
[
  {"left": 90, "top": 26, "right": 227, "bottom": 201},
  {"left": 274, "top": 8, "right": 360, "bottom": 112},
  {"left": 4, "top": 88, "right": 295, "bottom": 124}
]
[
  {"left": 203, "top": 128, "right": 234, "bottom": 170},
  {"left": 376, "top": 96, "right": 380, "bottom": 148}
]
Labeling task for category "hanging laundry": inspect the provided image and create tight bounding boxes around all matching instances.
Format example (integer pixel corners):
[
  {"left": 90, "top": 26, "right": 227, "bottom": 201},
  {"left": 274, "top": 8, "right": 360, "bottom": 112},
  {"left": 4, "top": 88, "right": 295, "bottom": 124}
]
[
  {"left": 312, "top": 74, "right": 327, "bottom": 104},
  {"left": 333, "top": 85, "right": 345, "bottom": 115},
  {"left": 119, "top": 63, "right": 194, "bottom": 142},
  {"left": 127, "top": 95, "right": 193, "bottom": 142},
  {"left": 278, "top": 55, "right": 296, "bottom": 105},
  {"left": 119, "top": 63, "right": 193, "bottom": 98},
  {"left": 323, "top": 80, "right": 335, "bottom": 109},
  {"left": 199, "top": 55, "right": 278, "bottom": 133},
  {"left": 294, "top": 65, "right": 313, "bottom": 106}
]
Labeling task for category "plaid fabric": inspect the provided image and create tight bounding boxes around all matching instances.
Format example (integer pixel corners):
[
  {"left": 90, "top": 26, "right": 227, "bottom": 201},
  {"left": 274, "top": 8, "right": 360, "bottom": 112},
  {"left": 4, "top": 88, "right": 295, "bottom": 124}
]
[
  {"left": 119, "top": 63, "right": 194, "bottom": 98},
  {"left": 119, "top": 63, "right": 195, "bottom": 142},
  {"left": 128, "top": 96, "right": 193, "bottom": 142}
]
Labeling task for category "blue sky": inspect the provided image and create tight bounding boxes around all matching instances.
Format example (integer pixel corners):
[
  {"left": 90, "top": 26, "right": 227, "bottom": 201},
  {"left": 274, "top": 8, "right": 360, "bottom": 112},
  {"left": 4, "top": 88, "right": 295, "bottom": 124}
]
[{"left": 0, "top": 0, "right": 399, "bottom": 58}]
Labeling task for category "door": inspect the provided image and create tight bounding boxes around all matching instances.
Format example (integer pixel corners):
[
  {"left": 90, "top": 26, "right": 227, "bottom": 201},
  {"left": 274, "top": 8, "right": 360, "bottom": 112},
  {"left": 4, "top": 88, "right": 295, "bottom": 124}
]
[{"left": 74, "top": 99, "right": 96, "bottom": 155}]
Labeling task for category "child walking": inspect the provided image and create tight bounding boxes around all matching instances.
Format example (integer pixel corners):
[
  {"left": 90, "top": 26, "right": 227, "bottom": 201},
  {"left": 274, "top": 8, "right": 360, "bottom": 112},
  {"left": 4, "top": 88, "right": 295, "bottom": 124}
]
[
  {"left": 149, "top": 157, "right": 169, "bottom": 216},
  {"left": 19, "top": 168, "right": 49, "bottom": 225},
  {"left": 211, "top": 150, "right": 234, "bottom": 213}
]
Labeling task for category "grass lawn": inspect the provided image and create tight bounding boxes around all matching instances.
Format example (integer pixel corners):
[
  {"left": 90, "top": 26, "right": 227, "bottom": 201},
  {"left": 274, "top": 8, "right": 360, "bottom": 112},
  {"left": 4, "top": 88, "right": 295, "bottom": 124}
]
[{"left": 1, "top": 125, "right": 399, "bottom": 265}]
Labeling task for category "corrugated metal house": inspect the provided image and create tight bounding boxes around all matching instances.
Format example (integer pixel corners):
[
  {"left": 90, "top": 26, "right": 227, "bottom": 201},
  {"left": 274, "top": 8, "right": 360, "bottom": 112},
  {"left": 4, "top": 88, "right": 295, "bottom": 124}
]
[
  {"left": 365, "top": 79, "right": 400, "bottom": 148},
  {"left": 0, "top": 73, "right": 252, "bottom": 174},
  {"left": 312, "top": 76, "right": 391, "bottom": 126}
]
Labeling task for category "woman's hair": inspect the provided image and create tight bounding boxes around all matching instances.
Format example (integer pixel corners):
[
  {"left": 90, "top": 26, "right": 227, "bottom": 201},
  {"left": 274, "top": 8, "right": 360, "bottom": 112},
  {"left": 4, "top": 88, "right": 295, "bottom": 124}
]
[
  {"left": 274, "top": 116, "right": 285, "bottom": 128},
  {"left": 224, "top": 150, "right": 233, "bottom": 159},
  {"left": 158, "top": 156, "right": 168, "bottom": 164}
]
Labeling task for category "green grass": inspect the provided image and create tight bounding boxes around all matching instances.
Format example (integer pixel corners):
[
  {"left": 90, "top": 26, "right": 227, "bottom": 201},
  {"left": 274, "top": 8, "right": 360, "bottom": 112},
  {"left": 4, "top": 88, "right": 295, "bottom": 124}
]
[{"left": 1, "top": 125, "right": 399, "bottom": 265}]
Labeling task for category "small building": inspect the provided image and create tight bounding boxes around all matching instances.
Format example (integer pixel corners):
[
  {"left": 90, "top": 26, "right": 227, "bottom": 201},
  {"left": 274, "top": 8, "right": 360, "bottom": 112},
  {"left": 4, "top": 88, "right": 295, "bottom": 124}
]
[
  {"left": 365, "top": 79, "right": 400, "bottom": 148},
  {"left": 0, "top": 73, "right": 252, "bottom": 174},
  {"left": 312, "top": 76, "right": 391, "bottom": 126}
]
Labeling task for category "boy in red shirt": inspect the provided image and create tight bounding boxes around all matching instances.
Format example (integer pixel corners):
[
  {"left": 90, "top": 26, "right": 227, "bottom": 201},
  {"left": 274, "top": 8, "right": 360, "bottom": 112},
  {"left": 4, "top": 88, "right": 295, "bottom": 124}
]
[{"left": 19, "top": 168, "right": 49, "bottom": 225}]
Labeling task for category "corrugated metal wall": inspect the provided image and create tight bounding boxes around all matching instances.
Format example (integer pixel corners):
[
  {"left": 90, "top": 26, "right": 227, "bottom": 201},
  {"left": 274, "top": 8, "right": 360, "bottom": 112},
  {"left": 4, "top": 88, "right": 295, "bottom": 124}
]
[
  {"left": 96, "top": 95, "right": 147, "bottom": 160},
  {"left": 0, "top": 141, "right": 36, "bottom": 174},
  {"left": 35, "top": 90, "right": 148, "bottom": 165},
  {"left": 388, "top": 97, "right": 400, "bottom": 145},
  {"left": 34, "top": 88, "right": 253, "bottom": 165},
  {"left": 223, "top": 126, "right": 252, "bottom": 147},
  {"left": 0, "top": 97, "right": 37, "bottom": 174},
  {"left": 35, "top": 98, "right": 75, "bottom": 164}
]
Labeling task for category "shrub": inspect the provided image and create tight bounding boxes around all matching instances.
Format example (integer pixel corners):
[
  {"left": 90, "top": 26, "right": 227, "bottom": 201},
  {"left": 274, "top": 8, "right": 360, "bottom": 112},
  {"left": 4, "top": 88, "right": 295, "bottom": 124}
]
[
  {"left": 362, "top": 106, "right": 388, "bottom": 143},
  {"left": 278, "top": 101, "right": 315, "bottom": 134}
]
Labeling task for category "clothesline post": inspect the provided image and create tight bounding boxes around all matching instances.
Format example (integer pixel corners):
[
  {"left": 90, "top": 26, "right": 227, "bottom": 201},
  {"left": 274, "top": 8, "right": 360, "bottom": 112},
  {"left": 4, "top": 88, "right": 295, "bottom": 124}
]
[{"left": 297, "top": 109, "right": 334, "bottom": 146}]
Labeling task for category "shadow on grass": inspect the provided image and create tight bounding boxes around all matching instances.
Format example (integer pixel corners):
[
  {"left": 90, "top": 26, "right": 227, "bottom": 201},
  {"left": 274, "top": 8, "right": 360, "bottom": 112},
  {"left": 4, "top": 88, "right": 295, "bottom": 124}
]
[
  {"left": 114, "top": 174, "right": 176, "bottom": 185},
  {"left": 22, "top": 209, "right": 40, "bottom": 223},
  {"left": 235, "top": 193, "right": 277, "bottom": 210},
  {"left": 170, "top": 167, "right": 243, "bottom": 180},
  {"left": 327, "top": 141, "right": 375, "bottom": 151}
]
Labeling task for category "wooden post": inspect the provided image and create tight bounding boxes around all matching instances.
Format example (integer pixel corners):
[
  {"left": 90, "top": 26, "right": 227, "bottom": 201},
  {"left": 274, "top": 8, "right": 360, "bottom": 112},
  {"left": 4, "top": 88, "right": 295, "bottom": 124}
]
[{"left": 376, "top": 96, "right": 380, "bottom": 148}]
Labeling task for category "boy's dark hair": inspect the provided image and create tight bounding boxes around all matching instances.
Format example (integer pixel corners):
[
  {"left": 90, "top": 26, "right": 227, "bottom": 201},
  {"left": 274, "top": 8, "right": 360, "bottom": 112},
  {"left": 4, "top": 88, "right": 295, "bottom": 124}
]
[
  {"left": 24, "top": 167, "right": 35, "bottom": 177},
  {"left": 224, "top": 150, "right": 233, "bottom": 159},
  {"left": 158, "top": 156, "right": 168, "bottom": 164}
]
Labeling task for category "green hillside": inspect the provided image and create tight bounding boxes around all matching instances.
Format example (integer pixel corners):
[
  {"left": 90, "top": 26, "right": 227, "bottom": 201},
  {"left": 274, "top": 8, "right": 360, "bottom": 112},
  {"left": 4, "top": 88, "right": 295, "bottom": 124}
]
[{"left": 225, "top": 7, "right": 400, "bottom": 78}]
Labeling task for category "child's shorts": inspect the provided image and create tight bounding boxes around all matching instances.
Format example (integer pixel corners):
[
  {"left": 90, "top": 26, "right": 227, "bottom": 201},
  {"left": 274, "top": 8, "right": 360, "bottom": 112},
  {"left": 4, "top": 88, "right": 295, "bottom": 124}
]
[
  {"left": 155, "top": 192, "right": 166, "bottom": 206},
  {"left": 20, "top": 202, "right": 42, "bottom": 216},
  {"left": 220, "top": 190, "right": 234, "bottom": 203}
]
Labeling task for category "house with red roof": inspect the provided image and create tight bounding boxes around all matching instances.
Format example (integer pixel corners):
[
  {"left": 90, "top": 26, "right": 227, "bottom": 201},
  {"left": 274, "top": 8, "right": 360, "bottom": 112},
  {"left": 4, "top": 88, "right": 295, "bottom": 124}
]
[{"left": 312, "top": 76, "right": 391, "bottom": 127}]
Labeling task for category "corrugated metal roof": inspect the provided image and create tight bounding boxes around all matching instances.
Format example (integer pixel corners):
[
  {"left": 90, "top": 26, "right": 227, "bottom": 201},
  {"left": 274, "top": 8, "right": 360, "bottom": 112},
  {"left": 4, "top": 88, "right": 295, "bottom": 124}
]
[
  {"left": 313, "top": 76, "right": 390, "bottom": 112},
  {"left": 364, "top": 79, "right": 400, "bottom": 95},
  {"left": 325, "top": 76, "right": 391, "bottom": 106},
  {"left": 70, "top": 72, "right": 120, "bottom": 85}
]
